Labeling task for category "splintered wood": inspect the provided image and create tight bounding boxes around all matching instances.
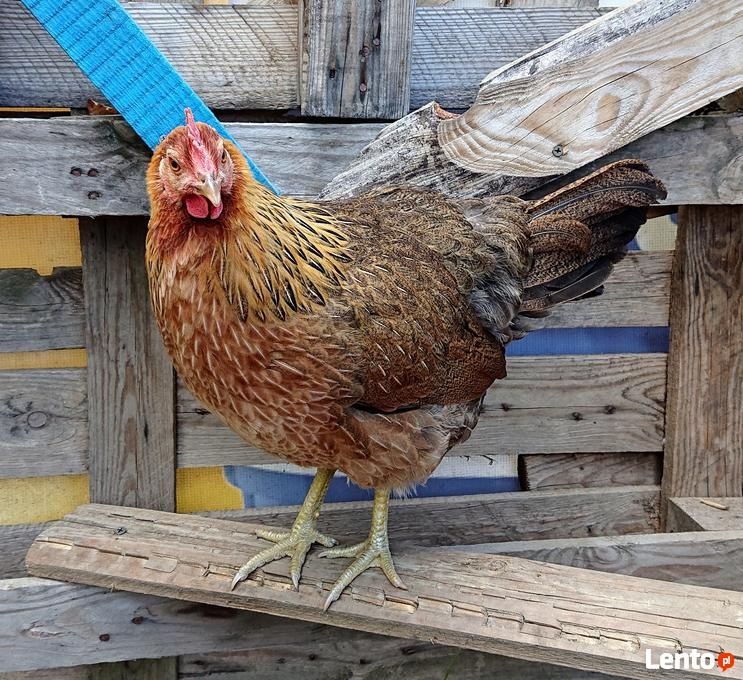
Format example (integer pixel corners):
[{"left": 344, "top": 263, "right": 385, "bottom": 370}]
[
  {"left": 26, "top": 505, "right": 743, "bottom": 680},
  {"left": 438, "top": 0, "right": 743, "bottom": 177}
]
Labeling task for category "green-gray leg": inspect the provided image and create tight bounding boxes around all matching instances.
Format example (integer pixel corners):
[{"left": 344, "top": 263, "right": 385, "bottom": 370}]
[
  {"left": 319, "top": 487, "right": 406, "bottom": 610},
  {"left": 231, "top": 467, "right": 336, "bottom": 591}
]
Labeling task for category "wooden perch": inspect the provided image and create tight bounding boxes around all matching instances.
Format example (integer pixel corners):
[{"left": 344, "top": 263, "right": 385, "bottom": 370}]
[
  {"left": 27, "top": 505, "right": 743, "bottom": 679},
  {"left": 322, "top": 0, "right": 743, "bottom": 198}
]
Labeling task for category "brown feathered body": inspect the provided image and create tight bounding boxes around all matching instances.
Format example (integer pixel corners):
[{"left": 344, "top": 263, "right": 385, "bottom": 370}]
[{"left": 146, "top": 124, "right": 665, "bottom": 490}]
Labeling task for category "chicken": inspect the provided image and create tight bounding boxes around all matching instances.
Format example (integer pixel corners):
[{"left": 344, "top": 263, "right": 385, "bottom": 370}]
[{"left": 145, "top": 109, "right": 666, "bottom": 609}]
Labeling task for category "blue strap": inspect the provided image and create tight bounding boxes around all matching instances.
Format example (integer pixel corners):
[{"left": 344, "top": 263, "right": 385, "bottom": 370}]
[{"left": 21, "top": 0, "right": 278, "bottom": 193}]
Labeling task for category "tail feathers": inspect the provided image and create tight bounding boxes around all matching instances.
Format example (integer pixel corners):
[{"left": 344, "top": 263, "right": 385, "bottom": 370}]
[{"left": 521, "top": 160, "right": 666, "bottom": 315}]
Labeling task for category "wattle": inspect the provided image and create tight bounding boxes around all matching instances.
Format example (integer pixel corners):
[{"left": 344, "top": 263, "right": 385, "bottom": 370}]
[{"left": 185, "top": 194, "right": 209, "bottom": 219}]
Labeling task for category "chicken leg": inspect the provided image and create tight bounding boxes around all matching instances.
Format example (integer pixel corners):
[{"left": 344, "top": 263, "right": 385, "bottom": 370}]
[
  {"left": 319, "top": 487, "right": 406, "bottom": 610},
  {"left": 231, "top": 467, "right": 337, "bottom": 590}
]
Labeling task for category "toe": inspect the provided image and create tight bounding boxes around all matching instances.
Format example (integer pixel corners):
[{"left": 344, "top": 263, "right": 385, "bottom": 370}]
[{"left": 318, "top": 540, "right": 366, "bottom": 559}]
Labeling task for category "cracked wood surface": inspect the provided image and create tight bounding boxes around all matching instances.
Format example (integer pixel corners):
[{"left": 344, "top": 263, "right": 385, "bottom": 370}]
[
  {"left": 0, "top": 114, "right": 741, "bottom": 217},
  {"left": 26, "top": 504, "right": 743, "bottom": 679},
  {"left": 0, "top": 487, "right": 660, "bottom": 580},
  {"left": 438, "top": 0, "right": 743, "bottom": 177}
]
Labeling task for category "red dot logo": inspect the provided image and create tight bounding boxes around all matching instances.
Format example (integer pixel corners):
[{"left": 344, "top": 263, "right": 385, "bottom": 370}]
[{"left": 718, "top": 652, "right": 735, "bottom": 672}]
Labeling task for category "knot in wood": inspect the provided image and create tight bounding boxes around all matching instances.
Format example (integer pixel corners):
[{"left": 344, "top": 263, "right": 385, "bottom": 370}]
[{"left": 26, "top": 411, "right": 48, "bottom": 429}]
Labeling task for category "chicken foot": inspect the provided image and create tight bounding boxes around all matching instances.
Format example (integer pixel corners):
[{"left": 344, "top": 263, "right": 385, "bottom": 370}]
[
  {"left": 231, "top": 467, "right": 337, "bottom": 591},
  {"left": 319, "top": 487, "right": 407, "bottom": 610}
]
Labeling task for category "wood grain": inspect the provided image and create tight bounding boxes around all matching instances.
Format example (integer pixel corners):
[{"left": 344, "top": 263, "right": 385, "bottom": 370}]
[
  {"left": 0, "top": 368, "right": 87, "bottom": 479},
  {"left": 0, "top": 523, "right": 46, "bottom": 578},
  {"left": 178, "top": 353, "right": 666, "bottom": 468},
  {"left": 0, "top": 268, "right": 84, "bottom": 353},
  {"left": 1, "top": 114, "right": 740, "bottom": 217},
  {"left": 410, "top": 6, "right": 602, "bottom": 110},
  {"left": 668, "top": 497, "right": 743, "bottom": 532},
  {"left": 301, "top": 0, "right": 416, "bottom": 118},
  {"left": 0, "top": 570, "right": 660, "bottom": 677},
  {"left": 0, "top": 2, "right": 601, "bottom": 111},
  {"left": 518, "top": 451, "right": 662, "bottom": 490},
  {"left": 662, "top": 207, "right": 743, "bottom": 503},
  {"left": 211, "top": 486, "right": 661, "bottom": 547},
  {"left": 80, "top": 219, "right": 175, "bottom": 510},
  {"left": 0, "top": 0, "right": 299, "bottom": 110},
  {"left": 25, "top": 504, "right": 743, "bottom": 679},
  {"left": 438, "top": 0, "right": 743, "bottom": 176},
  {"left": 456, "top": 530, "right": 743, "bottom": 591}
]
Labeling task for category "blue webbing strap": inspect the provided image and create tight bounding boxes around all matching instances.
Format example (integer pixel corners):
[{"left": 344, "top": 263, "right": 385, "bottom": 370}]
[{"left": 21, "top": 0, "right": 278, "bottom": 193}]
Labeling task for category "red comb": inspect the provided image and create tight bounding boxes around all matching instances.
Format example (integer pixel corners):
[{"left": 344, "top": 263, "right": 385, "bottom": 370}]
[
  {"left": 183, "top": 108, "right": 211, "bottom": 171},
  {"left": 184, "top": 108, "right": 201, "bottom": 144}
]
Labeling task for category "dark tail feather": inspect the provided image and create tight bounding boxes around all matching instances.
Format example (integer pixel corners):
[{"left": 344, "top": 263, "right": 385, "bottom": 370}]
[{"left": 521, "top": 160, "right": 666, "bottom": 314}]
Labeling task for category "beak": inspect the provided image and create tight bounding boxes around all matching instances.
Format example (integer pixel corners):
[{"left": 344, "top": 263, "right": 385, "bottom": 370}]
[{"left": 198, "top": 174, "right": 222, "bottom": 207}]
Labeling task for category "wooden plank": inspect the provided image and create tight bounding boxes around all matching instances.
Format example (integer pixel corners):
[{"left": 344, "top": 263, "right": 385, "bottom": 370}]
[
  {"left": 410, "top": 6, "right": 602, "bottom": 110},
  {"left": 0, "top": 2, "right": 601, "bottom": 110},
  {"left": 456, "top": 530, "right": 743, "bottom": 591},
  {"left": 0, "top": 0, "right": 299, "bottom": 110},
  {"left": 26, "top": 504, "right": 743, "bottom": 679},
  {"left": 1, "top": 115, "right": 741, "bottom": 217},
  {"left": 80, "top": 218, "right": 175, "bottom": 510},
  {"left": 0, "top": 577, "right": 617, "bottom": 677},
  {"left": 528, "top": 251, "right": 670, "bottom": 329},
  {"left": 300, "top": 0, "right": 416, "bottom": 118},
  {"left": 518, "top": 451, "right": 662, "bottom": 490},
  {"left": 0, "top": 368, "right": 87, "bottom": 479},
  {"left": 668, "top": 497, "right": 743, "bottom": 532},
  {"left": 211, "top": 486, "right": 661, "bottom": 547},
  {"left": 179, "top": 353, "right": 666, "bottom": 468},
  {"left": 80, "top": 217, "right": 178, "bottom": 680},
  {"left": 662, "top": 207, "right": 743, "bottom": 507},
  {"left": 179, "top": 648, "right": 620, "bottom": 680},
  {"left": 438, "top": 0, "right": 743, "bottom": 177},
  {"left": 0, "top": 268, "right": 84, "bottom": 353},
  {"left": 0, "top": 353, "right": 665, "bottom": 477},
  {"left": 0, "top": 523, "right": 46, "bottom": 579}
]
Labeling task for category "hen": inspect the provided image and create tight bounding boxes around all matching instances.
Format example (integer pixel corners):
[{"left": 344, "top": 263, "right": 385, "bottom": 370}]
[{"left": 146, "top": 110, "right": 666, "bottom": 609}]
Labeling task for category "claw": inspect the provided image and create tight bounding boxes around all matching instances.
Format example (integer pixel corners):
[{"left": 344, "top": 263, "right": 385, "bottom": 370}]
[
  {"left": 320, "top": 487, "right": 404, "bottom": 610},
  {"left": 322, "top": 539, "right": 406, "bottom": 611},
  {"left": 230, "top": 469, "right": 336, "bottom": 592}
]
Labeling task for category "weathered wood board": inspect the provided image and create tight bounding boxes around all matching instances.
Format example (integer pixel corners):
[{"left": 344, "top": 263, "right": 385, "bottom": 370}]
[
  {"left": 300, "top": 0, "right": 416, "bottom": 118},
  {"left": 25, "top": 505, "right": 743, "bottom": 679},
  {"left": 0, "top": 523, "right": 47, "bottom": 579},
  {"left": 410, "top": 5, "right": 603, "bottom": 110},
  {"left": 0, "top": 2, "right": 601, "bottom": 110},
  {"left": 0, "top": 487, "right": 659, "bottom": 581},
  {"left": 662, "top": 206, "right": 743, "bottom": 503},
  {"left": 0, "top": 0, "right": 300, "bottom": 110},
  {"left": 438, "top": 0, "right": 743, "bottom": 176},
  {"left": 9, "top": 528, "right": 743, "bottom": 677},
  {"left": 0, "top": 114, "right": 741, "bottom": 217},
  {"left": 212, "top": 486, "right": 661, "bottom": 548},
  {"left": 668, "top": 497, "right": 743, "bottom": 532},
  {"left": 518, "top": 451, "right": 662, "bottom": 490},
  {"left": 0, "top": 368, "right": 87, "bottom": 479},
  {"left": 0, "top": 268, "right": 84, "bottom": 353},
  {"left": 0, "top": 352, "right": 665, "bottom": 478},
  {"left": 454, "top": 530, "right": 743, "bottom": 591},
  {"left": 179, "top": 353, "right": 666, "bottom": 468}
]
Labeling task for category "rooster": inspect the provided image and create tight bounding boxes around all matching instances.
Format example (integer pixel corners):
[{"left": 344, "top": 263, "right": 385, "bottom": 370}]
[{"left": 146, "top": 109, "right": 666, "bottom": 609}]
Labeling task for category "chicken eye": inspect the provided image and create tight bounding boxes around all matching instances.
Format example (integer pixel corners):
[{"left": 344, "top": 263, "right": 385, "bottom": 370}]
[
  {"left": 221, "top": 149, "right": 228, "bottom": 164},
  {"left": 169, "top": 157, "right": 181, "bottom": 172}
]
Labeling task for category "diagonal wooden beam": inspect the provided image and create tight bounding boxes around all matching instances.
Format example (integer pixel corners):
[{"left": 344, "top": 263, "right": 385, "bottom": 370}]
[
  {"left": 439, "top": 0, "right": 743, "bottom": 177},
  {"left": 26, "top": 505, "right": 743, "bottom": 679}
]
